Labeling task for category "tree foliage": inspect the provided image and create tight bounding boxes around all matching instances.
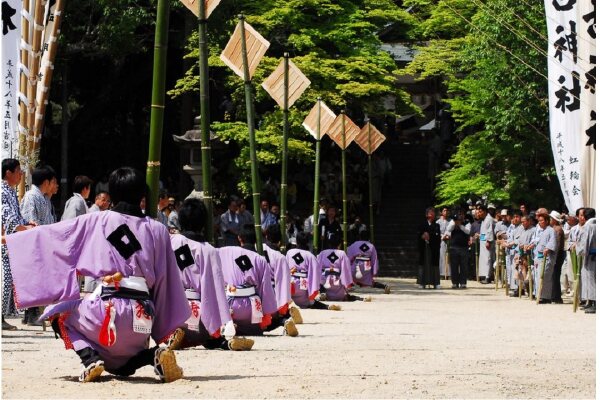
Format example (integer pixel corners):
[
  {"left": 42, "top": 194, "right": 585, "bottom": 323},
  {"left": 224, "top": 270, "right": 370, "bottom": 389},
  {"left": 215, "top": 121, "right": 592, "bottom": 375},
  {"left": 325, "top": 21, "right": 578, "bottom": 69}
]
[
  {"left": 170, "top": 0, "right": 418, "bottom": 194},
  {"left": 405, "top": 0, "right": 562, "bottom": 207}
]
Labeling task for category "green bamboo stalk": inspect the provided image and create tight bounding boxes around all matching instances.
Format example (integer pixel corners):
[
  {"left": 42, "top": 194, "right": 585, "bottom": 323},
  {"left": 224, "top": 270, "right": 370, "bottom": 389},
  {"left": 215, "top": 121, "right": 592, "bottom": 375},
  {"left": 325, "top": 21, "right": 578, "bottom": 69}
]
[
  {"left": 198, "top": 0, "right": 214, "bottom": 243},
  {"left": 341, "top": 111, "right": 347, "bottom": 251},
  {"left": 475, "top": 240, "right": 479, "bottom": 282},
  {"left": 495, "top": 244, "right": 500, "bottom": 291},
  {"left": 280, "top": 53, "right": 290, "bottom": 251},
  {"left": 238, "top": 15, "right": 263, "bottom": 255},
  {"left": 527, "top": 255, "right": 533, "bottom": 300},
  {"left": 312, "top": 98, "right": 322, "bottom": 254},
  {"left": 367, "top": 122, "right": 375, "bottom": 244},
  {"left": 146, "top": 0, "right": 170, "bottom": 218}
]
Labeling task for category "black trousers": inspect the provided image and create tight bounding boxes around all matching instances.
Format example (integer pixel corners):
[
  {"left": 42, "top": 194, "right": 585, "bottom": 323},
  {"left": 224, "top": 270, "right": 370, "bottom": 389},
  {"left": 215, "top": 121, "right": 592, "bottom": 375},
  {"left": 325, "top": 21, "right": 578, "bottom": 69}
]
[{"left": 449, "top": 246, "right": 469, "bottom": 285}]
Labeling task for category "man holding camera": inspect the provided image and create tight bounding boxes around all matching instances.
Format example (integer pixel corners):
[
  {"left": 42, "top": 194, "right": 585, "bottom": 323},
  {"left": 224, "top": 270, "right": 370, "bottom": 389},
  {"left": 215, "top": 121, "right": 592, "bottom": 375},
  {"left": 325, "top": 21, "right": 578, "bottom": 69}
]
[{"left": 443, "top": 209, "right": 471, "bottom": 288}]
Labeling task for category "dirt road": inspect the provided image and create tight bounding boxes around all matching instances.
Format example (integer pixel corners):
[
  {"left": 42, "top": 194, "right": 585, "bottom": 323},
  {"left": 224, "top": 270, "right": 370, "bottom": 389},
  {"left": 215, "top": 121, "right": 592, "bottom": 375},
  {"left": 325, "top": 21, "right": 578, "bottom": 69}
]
[{"left": 2, "top": 278, "right": 595, "bottom": 399}]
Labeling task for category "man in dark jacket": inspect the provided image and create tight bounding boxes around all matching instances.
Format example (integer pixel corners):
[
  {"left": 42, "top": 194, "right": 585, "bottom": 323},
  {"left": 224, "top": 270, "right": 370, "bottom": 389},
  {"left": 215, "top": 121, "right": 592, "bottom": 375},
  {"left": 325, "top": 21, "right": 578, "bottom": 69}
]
[{"left": 418, "top": 207, "right": 441, "bottom": 289}]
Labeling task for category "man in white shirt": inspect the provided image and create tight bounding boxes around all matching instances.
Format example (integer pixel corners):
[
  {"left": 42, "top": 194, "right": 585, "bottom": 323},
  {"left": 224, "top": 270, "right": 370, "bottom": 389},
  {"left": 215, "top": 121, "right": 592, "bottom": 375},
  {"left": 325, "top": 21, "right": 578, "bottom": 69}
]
[{"left": 61, "top": 175, "right": 93, "bottom": 220}]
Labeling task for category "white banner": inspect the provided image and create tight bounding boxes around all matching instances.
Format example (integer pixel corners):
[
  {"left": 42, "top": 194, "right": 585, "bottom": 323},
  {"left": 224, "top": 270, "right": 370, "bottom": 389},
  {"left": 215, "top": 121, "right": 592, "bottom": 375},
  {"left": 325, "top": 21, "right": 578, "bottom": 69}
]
[
  {"left": 1, "top": 0, "right": 22, "bottom": 158},
  {"left": 545, "top": 0, "right": 596, "bottom": 212}
]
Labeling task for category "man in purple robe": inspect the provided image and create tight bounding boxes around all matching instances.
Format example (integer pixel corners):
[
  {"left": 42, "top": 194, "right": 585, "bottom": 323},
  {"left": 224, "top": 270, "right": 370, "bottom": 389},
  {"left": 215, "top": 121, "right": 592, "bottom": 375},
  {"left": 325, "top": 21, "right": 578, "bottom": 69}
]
[
  {"left": 218, "top": 225, "right": 292, "bottom": 336},
  {"left": 166, "top": 198, "right": 254, "bottom": 351},
  {"left": 317, "top": 234, "right": 370, "bottom": 302},
  {"left": 263, "top": 224, "right": 302, "bottom": 327},
  {"left": 286, "top": 232, "right": 340, "bottom": 310},
  {"left": 5, "top": 167, "right": 189, "bottom": 383},
  {"left": 346, "top": 230, "right": 390, "bottom": 294}
]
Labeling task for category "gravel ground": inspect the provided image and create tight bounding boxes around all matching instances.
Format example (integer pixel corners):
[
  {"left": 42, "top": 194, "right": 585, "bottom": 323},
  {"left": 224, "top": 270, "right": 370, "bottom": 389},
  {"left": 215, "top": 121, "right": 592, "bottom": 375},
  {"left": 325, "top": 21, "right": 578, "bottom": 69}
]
[{"left": 1, "top": 278, "right": 595, "bottom": 399}]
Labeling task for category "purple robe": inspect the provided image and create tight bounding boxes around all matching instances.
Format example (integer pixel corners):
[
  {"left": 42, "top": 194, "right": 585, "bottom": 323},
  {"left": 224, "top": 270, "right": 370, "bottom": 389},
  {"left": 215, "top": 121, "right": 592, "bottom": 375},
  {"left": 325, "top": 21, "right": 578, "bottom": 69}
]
[
  {"left": 316, "top": 249, "right": 353, "bottom": 301},
  {"left": 217, "top": 246, "right": 277, "bottom": 329},
  {"left": 285, "top": 248, "right": 321, "bottom": 308},
  {"left": 262, "top": 244, "right": 291, "bottom": 314},
  {"left": 346, "top": 240, "right": 379, "bottom": 287},
  {"left": 5, "top": 211, "right": 189, "bottom": 370},
  {"left": 170, "top": 234, "right": 231, "bottom": 337}
]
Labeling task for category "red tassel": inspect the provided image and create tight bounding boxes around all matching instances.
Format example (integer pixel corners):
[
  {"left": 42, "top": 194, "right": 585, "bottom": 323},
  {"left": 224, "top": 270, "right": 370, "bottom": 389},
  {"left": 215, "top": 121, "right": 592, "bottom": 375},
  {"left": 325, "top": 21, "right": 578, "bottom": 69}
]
[{"left": 98, "top": 302, "right": 116, "bottom": 347}]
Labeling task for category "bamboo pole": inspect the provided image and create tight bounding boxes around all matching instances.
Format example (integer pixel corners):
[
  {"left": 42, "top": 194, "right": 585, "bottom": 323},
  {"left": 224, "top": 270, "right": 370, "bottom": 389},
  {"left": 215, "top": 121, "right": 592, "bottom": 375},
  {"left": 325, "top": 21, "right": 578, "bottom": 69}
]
[
  {"left": 25, "top": 0, "right": 46, "bottom": 164},
  {"left": 504, "top": 248, "right": 509, "bottom": 296},
  {"left": 367, "top": 122, "right": 375, "bottom": 244},
  {"left": 238, "top": 15, "right": 263, "bottom": 256},
  {"left": 536, "top": 255, "right": 547, "bottom": 304},
  {"left": 495, "top": 244, "right": 499, "bottom": 291},
  {"left": 198, "top": 0, "right": 214, "bottom": 243},
  {"left": 571, "top": 249, "right": 580, "bottom": 312},
  {"left": 312, "top": 99, "right": 322, "bottom": 254},
  {"left": 527, "top": 254, "right": 533, "bottom": 301},
  {"left": 33, "top": 0, "right": 66, "bottom": 157},
  {"left": 475, "top": 240, "right": 479, "bottom": 282},
  {"left": 145, "top": 0, "right": 170, "bottom": 218},
  {"left": 279, "top": 53, "right": 290, "bottom": 251},
  {"left": 17, "top": 0, "right": 32, "bottom": 200},
  {"left": 341, "top": 111, "right": 347, "bottom": 251}
]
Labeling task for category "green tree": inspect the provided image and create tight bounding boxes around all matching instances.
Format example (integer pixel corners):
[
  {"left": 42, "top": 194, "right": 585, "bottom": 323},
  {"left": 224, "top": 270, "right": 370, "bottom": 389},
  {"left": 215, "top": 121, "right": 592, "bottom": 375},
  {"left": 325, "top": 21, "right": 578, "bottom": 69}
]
[
  {"left": 170, "top": 0, "right": 418, "bottom": 194},
  {"left": 405, "top": 0, "right": 562, "bottom": 207}
]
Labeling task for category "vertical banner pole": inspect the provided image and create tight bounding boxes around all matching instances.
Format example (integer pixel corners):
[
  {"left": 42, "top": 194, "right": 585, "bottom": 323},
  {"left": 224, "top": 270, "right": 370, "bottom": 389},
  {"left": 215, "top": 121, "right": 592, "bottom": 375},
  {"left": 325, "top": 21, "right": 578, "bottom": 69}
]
[
  {"left": 341, "top": 111, "right": 348, "bottom": 251},
  {"left": 312, "top": 98, "right": 322, "bottom": 254},
  {"left": 238, "top": 15, "right": 264, "bottom": 255},
  {"left": 145, "top": 0, "right": 170, "bottom": 218},
  {"left": 279, "top": 53, "right": 290, "bottom": 251},
  {"left": 367, "top": 122, "right": 375, "bottom": 244},
  {"left": 198, "top": 0, "right": 214, "bottom": 243}
]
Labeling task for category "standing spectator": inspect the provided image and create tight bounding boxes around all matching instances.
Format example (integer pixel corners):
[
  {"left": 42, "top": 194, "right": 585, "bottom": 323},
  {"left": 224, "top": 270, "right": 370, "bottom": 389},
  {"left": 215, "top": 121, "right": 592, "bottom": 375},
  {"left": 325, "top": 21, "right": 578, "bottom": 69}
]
[
  {"left": 220, "top": 197, "right": 241, "bottom": 246},
  {"left": 259, "top": 199, "right": 277, "bottom": 233},
  {"left": 418, "top": 207, "right": 441, "bottom": 289},
  {"left": 534, "top": 213, "right": 557, "bottom": 303},
  {"left": 167, "top": 198, "right": 181, "bottom": 232},
  {"left": 437, "top": 207, "right": 450, "bottom": 279},
  {"left": 443, "top": 208, "right": 471, "bottom": 289},
  {"left": 61, "top": 175, "right": 93, "bottom": 220},
  {"left": 270, "top": 203, "right": 281, "bottom": 224},
  {"left": 577, "top": 208, "right": 596, "bottom": 313},
  {"left": 21, "top": 165, "right": 57, "bottom": 226},
  {"left": 237, "top": 199, "right": 254, "bottom": 227},
  {"left": 1, "top": 159, "right": 34, "bottom": 330},
  {"left": 88, "top": 191, "right": 111, "bottom": 212},
  {"left": 318, "top": 205, "right": 342, "bottom": 252},
  {"left": 20, "top": 165, "right": 58, "bottom": 325},
  {"left": 156, "top": 190, "right": 170, "bottom": 227},
  {"left": 477, "top": 204, "right": 496, "bottom": 284},
  {"left": 304, "top": 198, "right": 327, "bottom": 252},
  {"left": 561, "top": 213, "right": 578, "bottom": 295},
  {"left": 549, "top": 211, "right": 565, "bottom": 303}
]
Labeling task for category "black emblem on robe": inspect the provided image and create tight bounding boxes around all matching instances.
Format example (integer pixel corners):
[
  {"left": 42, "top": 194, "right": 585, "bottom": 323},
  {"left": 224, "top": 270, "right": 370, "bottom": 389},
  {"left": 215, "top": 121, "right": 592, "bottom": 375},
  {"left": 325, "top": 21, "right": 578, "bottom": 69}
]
[
  {"left": 235, "top": 255, "right": 253, "bottom": 272},
  {"left": 292, "top": 252, "right": 304, "bottom": 265},
  {"left": 106, "top": 224, "right": 142, "bottom": 259},
  {"left": 174, "top": 244, "right": 194, "bottom": 271},
  {"left": 327, "top": 252, "right": 339, "bottom": 264}
]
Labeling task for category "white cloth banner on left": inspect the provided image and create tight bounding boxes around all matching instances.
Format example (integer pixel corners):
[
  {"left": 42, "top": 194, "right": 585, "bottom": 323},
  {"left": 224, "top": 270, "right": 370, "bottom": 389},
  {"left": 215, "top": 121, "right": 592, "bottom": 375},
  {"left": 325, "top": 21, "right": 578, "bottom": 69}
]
[
  {"left": 545, "top": 0, "right": 596, "bottom": 212},
  {"left": 1, "top": 0, "right": 22, "bottom": 158}
]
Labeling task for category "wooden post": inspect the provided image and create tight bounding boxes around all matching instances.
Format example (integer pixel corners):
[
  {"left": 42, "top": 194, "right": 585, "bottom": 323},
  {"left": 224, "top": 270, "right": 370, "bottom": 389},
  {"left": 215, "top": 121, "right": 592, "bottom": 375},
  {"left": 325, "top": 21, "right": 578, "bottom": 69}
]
[{"left": 367, "top": 122, "right": 375, "bottom": 244}]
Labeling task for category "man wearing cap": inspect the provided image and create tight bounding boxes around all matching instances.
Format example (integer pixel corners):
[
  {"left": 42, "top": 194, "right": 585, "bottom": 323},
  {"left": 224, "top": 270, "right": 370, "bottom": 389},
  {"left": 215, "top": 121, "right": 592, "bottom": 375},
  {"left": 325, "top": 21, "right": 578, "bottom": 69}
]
[
  {"left": 477, "top": 204, "right": 496, "bottom": 283},
  {"left": 549, "top": 211, "right": 565, "bottom": 303}
]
